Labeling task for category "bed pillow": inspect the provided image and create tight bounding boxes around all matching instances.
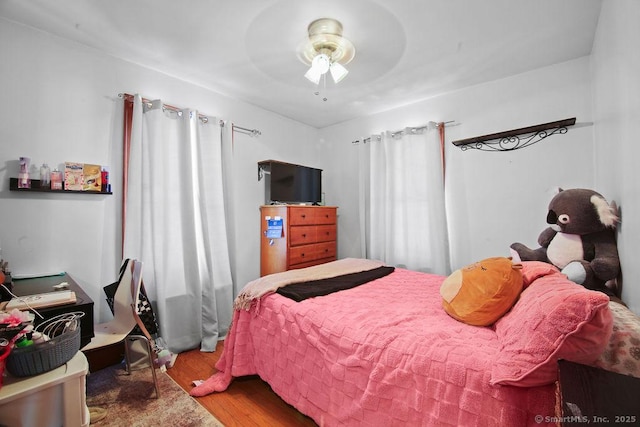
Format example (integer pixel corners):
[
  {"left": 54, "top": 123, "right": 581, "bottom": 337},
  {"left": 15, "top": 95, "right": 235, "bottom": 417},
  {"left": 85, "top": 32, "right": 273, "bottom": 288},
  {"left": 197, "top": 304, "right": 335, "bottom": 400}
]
[
  {"left": 520, "top": 261, "right": 560, "bottom": 288},
  {"left": 440, "top": 257, "right": 523, "bottom": 326},
  {"left": 490, "top": 268, "right": 613, "bottom": 387}
]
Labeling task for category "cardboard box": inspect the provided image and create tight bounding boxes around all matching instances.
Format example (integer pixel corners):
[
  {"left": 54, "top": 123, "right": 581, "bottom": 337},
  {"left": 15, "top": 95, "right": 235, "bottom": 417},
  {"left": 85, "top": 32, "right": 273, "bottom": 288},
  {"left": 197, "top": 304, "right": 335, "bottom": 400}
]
[
  {"left": 83, "top": 164, "right": 101, "bottom": 191},
  {"left": 64, "top": 162, "right": 83, "bottom": 191}
]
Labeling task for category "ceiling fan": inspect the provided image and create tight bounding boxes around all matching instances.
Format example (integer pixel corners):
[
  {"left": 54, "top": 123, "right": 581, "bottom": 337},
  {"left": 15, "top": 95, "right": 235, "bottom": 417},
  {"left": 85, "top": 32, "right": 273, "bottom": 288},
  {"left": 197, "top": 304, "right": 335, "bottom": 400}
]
[{"left": 297, "top": 18, "right": 355, "bottom": 85}]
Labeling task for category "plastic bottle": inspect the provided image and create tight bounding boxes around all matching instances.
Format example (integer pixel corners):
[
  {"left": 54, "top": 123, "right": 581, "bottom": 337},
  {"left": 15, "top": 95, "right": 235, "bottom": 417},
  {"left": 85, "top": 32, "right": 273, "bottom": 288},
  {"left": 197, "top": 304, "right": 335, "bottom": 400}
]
[
  {"left": 51, "top": 169, "right": 63, "bottom": 190},
  {"left": 18, "top": 157, "right": 31, "bottom": 188},
  {"left": 101, "top": 167, "right": 110, "bottom": 192},
  {"left": 40, "top": 163, "right": 51, "bottom": 188}
]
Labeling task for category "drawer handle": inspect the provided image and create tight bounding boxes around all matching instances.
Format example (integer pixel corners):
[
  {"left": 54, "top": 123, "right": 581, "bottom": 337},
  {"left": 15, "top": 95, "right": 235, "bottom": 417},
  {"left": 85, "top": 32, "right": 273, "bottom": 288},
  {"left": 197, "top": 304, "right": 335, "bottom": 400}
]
[
  {"left": 301, "top": 214, "right": 306, "bottom": 219},
  {"left": 301, "top": 253, "right": 305, "bottom": 257},
  {"left": 302, "top": 234, "right": 306, "bottom": 238}
]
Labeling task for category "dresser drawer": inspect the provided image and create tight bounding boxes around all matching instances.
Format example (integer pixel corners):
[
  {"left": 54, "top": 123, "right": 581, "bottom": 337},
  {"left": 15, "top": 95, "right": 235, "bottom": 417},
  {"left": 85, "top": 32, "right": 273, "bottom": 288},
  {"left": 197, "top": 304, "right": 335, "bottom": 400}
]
[
  {"left": 316, "top": 225, "right": 336, "bottom": 242},
  {"left": 289, "top": 257, "right": 338, "bottom": 270},
  {"left": 289, "top": 207, "right": 317, "bottom": 225},
  {"left": 317, "top": 241, "right": 337, "bottom": 259},
  {"left": 290, "top": 226, "right": 317, "bottom": 246},
  {"left": 314, "top": 208, "right": 337, "bottom": 225},
  {"left": 289, "top": 242, "right": 336, "bottom": 266},
  {"left": 289, "top": 207, "right": 337, "bottom": 225},
  {"left": 290, "top": 225, "right": 336, "bottom": 246}
]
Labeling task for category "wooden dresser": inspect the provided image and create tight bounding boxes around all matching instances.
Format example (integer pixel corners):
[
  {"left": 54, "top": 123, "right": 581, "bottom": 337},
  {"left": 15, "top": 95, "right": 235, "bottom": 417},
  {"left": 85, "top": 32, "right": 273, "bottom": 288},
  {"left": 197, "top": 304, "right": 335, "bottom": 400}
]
[{"left": 260, "top": 205, "right": 337, "bottom": 276}]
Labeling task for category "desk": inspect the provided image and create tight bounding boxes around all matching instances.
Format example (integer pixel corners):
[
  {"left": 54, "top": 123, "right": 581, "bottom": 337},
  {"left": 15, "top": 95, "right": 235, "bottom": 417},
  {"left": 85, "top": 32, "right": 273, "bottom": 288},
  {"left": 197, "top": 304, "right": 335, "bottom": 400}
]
[
  {"left": 0, "top": 351, "right": 90, "bottom": 427},
  {"left": 10, "top": 274, "right": 94, "bottom": 348}
]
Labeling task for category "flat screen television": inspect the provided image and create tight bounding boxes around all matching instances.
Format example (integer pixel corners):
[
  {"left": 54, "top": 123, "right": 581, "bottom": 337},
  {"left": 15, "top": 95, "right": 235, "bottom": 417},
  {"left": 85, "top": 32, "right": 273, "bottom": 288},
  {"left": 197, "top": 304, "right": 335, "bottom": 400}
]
[{"left": 259, "top": 160, "right": 322, "bottom": 204}]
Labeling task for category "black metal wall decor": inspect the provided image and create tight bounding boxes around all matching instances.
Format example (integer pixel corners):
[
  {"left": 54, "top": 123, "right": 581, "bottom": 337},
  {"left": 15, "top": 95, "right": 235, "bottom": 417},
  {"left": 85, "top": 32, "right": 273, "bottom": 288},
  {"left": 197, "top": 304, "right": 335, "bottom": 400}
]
[{"left": 452, "top": 118, "right": 576, "bottom": 152}]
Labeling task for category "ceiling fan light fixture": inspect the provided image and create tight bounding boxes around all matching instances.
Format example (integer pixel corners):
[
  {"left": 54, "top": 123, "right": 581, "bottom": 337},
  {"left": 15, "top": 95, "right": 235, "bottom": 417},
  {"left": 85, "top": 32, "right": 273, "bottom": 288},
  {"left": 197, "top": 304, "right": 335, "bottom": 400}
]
[
  {"left": 298, "top": 18, "right": 355, "bottom": 85},
  {"left": 329, "top": 61, "right": 348, "bottom": 83},
  {"left": 304, "top": 64, "right": 322, "bottom": 84},
  {"left": 305, "top": 53, "right": 330, "bottom": 83},
  {"left": 312, "top": 53, "right": 331, "bottom": 74}
]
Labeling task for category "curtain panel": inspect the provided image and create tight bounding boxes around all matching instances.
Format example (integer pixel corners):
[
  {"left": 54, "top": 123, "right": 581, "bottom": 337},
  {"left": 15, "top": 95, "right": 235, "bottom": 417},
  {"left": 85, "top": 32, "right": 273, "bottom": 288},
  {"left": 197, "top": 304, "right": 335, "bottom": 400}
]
[
  {"left": 358, "top": 123, "right": 450, "bottom": 275},
  {"left": 122, "top": 95, "right": 233, "bottom": 353}
]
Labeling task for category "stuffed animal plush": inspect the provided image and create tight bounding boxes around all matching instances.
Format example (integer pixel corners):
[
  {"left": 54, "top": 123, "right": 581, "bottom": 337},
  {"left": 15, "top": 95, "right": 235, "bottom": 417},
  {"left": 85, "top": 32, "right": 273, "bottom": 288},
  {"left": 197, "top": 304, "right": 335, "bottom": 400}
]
[
  {"left": 510, "top": 188, "right": 620, "bottom": 297},
  {"left": 440, "top": 257, "right": 524, "bottom": 326}
]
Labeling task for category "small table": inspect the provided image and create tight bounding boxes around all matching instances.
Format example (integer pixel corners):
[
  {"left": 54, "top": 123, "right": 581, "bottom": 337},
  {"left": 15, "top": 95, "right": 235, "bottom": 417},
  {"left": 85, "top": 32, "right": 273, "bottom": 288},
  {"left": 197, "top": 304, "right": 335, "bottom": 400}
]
[
  {"left": 10, "top": 274, "right": 95, "bottom": 348},
  {"left": 0, "top": 351, "right": 90, "bottom": 426},
  {"left": 558, "top": 359, "right": 640, "bottom": 426}
]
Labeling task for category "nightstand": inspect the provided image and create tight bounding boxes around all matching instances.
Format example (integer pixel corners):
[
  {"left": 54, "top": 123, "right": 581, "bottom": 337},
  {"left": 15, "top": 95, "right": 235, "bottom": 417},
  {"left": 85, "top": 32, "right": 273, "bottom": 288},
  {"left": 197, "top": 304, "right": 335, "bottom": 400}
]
[
  {"left": 11, "top": 274, "right": 95, "bottom": 348},
  {"left": 558, "top": 359, "right": 640, "bottom": 426}
]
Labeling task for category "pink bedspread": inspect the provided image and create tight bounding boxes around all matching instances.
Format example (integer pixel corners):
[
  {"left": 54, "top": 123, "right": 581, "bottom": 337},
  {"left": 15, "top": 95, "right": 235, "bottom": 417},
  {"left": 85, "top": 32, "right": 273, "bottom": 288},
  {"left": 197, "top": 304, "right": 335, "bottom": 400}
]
[{"left": 192, "top": 268, "right": 556, "bottom": 426}]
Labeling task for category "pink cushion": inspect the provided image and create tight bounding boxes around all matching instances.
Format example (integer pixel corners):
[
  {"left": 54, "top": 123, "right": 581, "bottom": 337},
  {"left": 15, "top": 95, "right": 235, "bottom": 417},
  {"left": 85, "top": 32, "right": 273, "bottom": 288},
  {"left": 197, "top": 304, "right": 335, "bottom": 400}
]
[
  {"left": 490, "top": 265, "right": 613, "bottom": 387},
  {"left": 520, "top": 261, "right": 560, "bottom": 288}
]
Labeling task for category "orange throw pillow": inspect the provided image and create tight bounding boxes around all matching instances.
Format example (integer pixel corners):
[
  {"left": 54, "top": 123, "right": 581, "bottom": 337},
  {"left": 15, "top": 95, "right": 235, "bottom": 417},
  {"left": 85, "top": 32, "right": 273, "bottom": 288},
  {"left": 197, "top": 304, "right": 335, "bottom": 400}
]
[{"left": 440, "top": 257, "right": 523, "bottom": 326}]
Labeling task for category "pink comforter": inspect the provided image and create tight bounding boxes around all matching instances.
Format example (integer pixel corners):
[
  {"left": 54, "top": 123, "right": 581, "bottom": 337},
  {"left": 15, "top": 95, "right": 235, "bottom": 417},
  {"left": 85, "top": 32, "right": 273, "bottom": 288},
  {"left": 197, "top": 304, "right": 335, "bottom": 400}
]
[{"left": 191, "top": 268, "right": 555, "bottom": 426}]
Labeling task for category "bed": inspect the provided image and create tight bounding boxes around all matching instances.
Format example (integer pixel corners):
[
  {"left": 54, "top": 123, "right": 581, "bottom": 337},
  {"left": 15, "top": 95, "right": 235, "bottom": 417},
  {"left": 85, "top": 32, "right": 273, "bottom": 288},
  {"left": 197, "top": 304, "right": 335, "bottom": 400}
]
[{"left": 190, "top": 258, "right": 640, "bottom": 426}]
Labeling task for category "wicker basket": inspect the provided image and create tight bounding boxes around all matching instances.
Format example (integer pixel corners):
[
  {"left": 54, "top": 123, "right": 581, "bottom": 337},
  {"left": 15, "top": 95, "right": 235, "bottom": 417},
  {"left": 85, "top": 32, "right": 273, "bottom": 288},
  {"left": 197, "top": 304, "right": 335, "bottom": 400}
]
[{"left": 6, "top": 313, "right": 83, "bottom": 377}]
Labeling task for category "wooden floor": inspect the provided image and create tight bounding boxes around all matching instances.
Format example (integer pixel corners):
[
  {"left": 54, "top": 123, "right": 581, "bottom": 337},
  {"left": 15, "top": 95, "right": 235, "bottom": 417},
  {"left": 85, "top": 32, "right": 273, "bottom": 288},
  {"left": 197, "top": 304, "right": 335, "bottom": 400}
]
[{"left": 167, "top": 341, "right": 318, "bottom": 427}]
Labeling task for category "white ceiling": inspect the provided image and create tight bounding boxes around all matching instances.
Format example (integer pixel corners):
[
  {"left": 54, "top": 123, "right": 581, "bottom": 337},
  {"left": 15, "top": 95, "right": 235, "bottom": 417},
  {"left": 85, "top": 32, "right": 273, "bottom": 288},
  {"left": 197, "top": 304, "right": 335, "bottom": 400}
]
[{"left": 0, "top": 0, "right": 602, "bottom": 128}]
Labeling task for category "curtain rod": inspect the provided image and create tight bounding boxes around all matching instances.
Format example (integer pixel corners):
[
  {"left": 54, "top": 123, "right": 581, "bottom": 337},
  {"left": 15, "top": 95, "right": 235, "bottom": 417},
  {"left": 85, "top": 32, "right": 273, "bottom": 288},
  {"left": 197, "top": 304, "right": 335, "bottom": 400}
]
[
  {"left": 351, "top": 120, "right": 457, "bottom": 144},
  {"left": 118, "top": 93, "right": 261, "bottom": 136},
  {"left": 233, "top": 124, "right": 262, "bottom": 137},
  {"left": 119, "top": 93, "right": 214, "bottom": 124}
]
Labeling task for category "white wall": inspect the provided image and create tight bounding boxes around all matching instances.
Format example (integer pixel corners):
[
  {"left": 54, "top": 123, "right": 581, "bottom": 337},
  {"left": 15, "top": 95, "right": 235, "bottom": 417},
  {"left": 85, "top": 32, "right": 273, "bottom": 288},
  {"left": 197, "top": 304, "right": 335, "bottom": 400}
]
[
  {"left": 321, "top": 57, "right": 595, "bottom": 273},
  {"left": 3, "top": 1, "right": 638, "bottom": 325},
  {"left": 591, "top": 0, "right": 640, "bottom": 313},
  {"left": 0, "top": 19, "right": 321, "bottom": 322}
]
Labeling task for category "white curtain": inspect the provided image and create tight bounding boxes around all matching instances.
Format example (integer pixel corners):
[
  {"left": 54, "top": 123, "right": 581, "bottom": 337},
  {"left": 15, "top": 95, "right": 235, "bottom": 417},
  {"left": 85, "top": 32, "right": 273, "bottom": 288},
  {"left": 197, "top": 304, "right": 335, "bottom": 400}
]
[
  {"left": 123, "top": 95, "right": 233, "bottom": 353},
  {"left": 358, "top": 124, "right": 450, "bottom": 275}
]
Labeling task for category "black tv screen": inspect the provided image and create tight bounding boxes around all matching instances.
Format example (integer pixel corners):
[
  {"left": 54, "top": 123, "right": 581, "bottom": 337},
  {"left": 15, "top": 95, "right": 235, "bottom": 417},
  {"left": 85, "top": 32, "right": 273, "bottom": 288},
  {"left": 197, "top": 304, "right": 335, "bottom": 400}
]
[{"left": 260, "top": 160, "right": 322, "bottom": 204}]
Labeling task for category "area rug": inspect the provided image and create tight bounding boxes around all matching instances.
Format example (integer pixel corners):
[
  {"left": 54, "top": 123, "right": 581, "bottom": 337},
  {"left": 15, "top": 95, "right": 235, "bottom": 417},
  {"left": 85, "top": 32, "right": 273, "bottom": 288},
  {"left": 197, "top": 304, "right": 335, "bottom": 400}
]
[{"left": 86, "top": 363, "right": 223, "bottom": 427}]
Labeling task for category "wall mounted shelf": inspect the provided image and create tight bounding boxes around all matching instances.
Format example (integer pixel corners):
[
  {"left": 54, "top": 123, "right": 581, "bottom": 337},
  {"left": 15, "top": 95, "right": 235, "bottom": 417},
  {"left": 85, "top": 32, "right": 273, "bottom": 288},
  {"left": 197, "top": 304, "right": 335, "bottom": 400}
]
[
  {"left": 452, "top": 117, "right": 576, "bottom": 152},
  {"left": 9, "top": 178, "right": 112, "bottom": 195}
]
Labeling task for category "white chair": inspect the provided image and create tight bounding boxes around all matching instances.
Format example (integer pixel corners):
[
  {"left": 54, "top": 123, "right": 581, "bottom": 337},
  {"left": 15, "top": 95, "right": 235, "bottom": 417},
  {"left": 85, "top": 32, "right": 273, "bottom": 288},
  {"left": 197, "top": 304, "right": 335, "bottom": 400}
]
[{"left": 82, "top": 259, "right": 160, "bottom": 398}]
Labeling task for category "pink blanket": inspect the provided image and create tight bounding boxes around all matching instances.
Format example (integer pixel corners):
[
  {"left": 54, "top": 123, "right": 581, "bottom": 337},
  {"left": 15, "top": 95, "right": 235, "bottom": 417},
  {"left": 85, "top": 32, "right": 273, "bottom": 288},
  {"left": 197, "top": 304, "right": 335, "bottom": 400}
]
[{"left": 191, "top": 268, "right": 556, "bottom": 426}]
